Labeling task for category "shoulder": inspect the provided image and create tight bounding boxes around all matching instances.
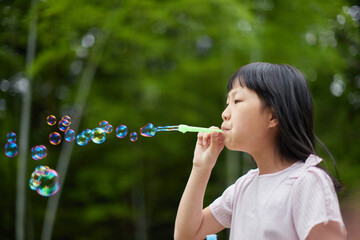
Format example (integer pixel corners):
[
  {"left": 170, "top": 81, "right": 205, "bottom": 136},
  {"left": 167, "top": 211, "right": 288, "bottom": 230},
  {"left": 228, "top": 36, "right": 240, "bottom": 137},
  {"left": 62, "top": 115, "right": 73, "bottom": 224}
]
[{"left": 290, "top": 156, "right": 345, "bottom": 239}]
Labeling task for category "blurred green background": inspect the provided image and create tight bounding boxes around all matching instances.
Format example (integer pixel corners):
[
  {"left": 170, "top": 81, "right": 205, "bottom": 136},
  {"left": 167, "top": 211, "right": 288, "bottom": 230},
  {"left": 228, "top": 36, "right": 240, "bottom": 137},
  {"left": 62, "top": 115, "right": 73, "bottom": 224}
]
[{"left": 1, "top": 0, "right": 360, "bottom": 239}]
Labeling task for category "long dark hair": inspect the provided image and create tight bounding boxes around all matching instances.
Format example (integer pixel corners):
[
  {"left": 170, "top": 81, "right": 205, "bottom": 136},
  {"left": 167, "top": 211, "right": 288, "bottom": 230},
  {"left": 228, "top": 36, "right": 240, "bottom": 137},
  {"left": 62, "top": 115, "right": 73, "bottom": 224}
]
[{"left": 227, "top": 62, "right": 342, "bottom": 191}]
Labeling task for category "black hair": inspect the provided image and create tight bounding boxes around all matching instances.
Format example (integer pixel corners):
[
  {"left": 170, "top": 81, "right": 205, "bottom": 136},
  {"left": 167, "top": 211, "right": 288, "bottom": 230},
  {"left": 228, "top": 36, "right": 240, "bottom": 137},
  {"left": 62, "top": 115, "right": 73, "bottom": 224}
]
[{"left": 228, "top": 62, "right": 342, "bottom": 192}]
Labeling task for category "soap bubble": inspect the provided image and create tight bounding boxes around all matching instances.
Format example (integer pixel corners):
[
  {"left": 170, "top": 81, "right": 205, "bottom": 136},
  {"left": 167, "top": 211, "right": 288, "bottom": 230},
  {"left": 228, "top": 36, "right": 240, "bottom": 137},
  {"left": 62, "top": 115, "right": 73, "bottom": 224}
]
[
  {"left": 49, "top": 132, "right": 61, "bottom": 145},
  {"left": 29, "top": 170, "right": 42, "bottom": 190},
  {"left": 47, "top": 115, "right": 57, "bottom": 126},
  {"left": 116, "top": 125, "right": 128, "bottom": 138},
  {"left": 99, "top": 120, "right": 109, "bottom": 129},
  {"left": 5, "top": 142, "right": 18, "bottom": 157},
  {"left": 83, "top": 129, "right": 94, "bottom": 141},
  {"left": 61, "top": 115, "right": 71, "bottom": 124},
  {"left": 7, "top": 132, "right": 17, "bottom": 143},
  {"left": 76, "top": 133, "right": 88, "bottom": 146},
  {"left": 31, "top": 145, "right": 47, "bottom": 160},
  {"left": 29, "top": 166, "right": 60, "bottom": 197},
  {"left": 92, "top": 127, "right": 106, "bottom": 144},
  {"left": 64, "top": 129, "right": 76, "bottom": 142},
  {"left": 104, "top": 124, "right": 113, "bottom": 133},
  {"left": 58, "top": 119, "right": 70, "bottom": 131},
  {"left": 35, "top": 165, "right": 50, "bottom": 172},
  {"left": 36, "top": 169, "right": 60, "bottom": 197},
  {"left": 140, "top": 123, "right": 156, "bottom": 137},
  {"left": 130, "top": 132, "right": 138, "bottom": 142}
]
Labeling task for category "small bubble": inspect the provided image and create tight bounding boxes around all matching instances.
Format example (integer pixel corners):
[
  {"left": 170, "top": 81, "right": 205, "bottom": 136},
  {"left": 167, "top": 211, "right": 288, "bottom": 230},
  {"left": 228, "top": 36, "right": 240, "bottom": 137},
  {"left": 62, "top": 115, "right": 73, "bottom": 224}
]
[
  {"left": 130, "top": 132, "right": 138, "bottom": 142},
  {"left": 47, "top": 115, "right": 57, "bottom": 126},
  {"left": 31, "top": 145, "right": 47, "bottom": 160},
  {"left": 104, "top": 124, "right": 113, "bottom": 133},
  {"left": 99, "top": 120, "right": 109, "bottom": 130},
  {"left": 76, "top": 133, "right": 88, "bottom": 146},
  {"left": 61, "top": 115, "right": 71, "bottom": 123},
  {"left": 49, "top": 132, "right": 61, "bottom": 145},
  {"left": 116, "top": 125, "right": 128, "bottom": 138},
  {"left": 92, "top": 127, "right": 106, "bottom": 144},
  {"left": 5, "top": 142, "right": 18, "bottom": 157},
  {"left": 7, "top": 132, "right": 16, "bottom": 143},
  {"left": 83, "top": 129, "right": 94, "bottom": 141},
  {"left": 64, "top": 129, "right": 76, "bottom": 142},
  {"left": 58, "top": 119, "right": 70, "bottom": 131}
]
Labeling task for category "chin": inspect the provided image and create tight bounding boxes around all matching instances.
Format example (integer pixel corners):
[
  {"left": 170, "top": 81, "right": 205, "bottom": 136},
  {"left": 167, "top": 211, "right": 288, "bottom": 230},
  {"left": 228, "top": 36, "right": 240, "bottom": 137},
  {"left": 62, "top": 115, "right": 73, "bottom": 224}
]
[{"left": 224, "top": 141, "right": 237, "bottom": 151}]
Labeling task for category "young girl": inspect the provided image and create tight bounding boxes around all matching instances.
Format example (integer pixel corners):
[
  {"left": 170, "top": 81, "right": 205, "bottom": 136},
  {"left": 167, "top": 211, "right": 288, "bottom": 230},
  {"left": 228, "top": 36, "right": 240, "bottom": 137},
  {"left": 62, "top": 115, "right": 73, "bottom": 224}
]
[{"left": 174, "top": 62, "right": 347, "bottom": 240}]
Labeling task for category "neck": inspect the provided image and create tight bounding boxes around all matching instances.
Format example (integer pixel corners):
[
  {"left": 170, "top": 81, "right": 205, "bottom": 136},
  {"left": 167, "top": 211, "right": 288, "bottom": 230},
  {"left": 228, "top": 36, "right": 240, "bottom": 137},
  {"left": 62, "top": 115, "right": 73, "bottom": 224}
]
[{"left": 251, "top": 148, "right": 294, "bottom": 175}]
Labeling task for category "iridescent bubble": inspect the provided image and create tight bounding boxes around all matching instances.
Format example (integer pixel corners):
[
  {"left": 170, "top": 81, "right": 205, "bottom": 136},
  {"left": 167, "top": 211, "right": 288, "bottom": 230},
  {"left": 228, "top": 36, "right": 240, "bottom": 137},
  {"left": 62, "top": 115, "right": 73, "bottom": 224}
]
[
  {"left": 35, "top": 165, "right": 49, "bottom": 172},
  {"left": 140, "top": 123, "right": 157, "bottom": 137},
  {"left": 29, "top": 178, "right": 39, "bottom": 190},
  {"left": 64, "top": 129, "right": 76, "bottom": 142},
  {"left": 83, "top": 129, "right": 94, "bottom": 141},
  {"left": 116, "top": 125, "right": 128, "bottom": 138},
  {"left": 92, "top": 127, "right": 106, "bottom": 144},
  {"left": 29, "top": 170, "right": 42, "bottom": 190},
  {"left": 58, "top": 119, "right": 70, "bottom": 131},
  {"left": 29, "top": 166, "right": 60, "bottom": 197},
  {"left": 49, "top": 132, "right": 61, "bottom": 145},
  {"left": 104, "top": 124, "right": 113, "bottom": 133},
  {"left": 61, "top": 115, "right": 71, "bottom": 124},
  {"left": 130, "top": 132, "right": 138, "bottom": 142},
  {"left": 31, "top": 145, "right": 47, "bottom": 160},
  {"left": 5, "top": 142, "right": 18, "bottom": 157},
  {"left": 47, "top": 115, "right": 57, "bottom": 126},
  {"left": 7, "top": 132, "right": 17, "bottom": 143},
  {"left": 36, "top": 169, "right": 60, "bottom": 197},
  {"left": 99, "top": 120, "right": 109, "bottom": 129},
  {"left": 76, "top": 133, "right": 88, "bottom": 146}
]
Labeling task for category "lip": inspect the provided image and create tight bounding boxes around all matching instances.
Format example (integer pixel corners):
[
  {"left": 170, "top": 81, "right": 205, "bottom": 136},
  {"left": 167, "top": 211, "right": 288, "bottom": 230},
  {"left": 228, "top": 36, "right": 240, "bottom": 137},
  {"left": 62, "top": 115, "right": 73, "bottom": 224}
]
[{"left": 221, "top": 124, "right": 230, "bottom": 132}]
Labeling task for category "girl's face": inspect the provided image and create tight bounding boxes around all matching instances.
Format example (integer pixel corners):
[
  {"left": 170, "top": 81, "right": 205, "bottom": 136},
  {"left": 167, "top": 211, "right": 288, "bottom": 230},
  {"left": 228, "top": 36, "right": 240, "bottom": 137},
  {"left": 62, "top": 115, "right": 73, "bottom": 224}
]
[{"left": 221, "top": 80, "right": 276, "bottom": 153}]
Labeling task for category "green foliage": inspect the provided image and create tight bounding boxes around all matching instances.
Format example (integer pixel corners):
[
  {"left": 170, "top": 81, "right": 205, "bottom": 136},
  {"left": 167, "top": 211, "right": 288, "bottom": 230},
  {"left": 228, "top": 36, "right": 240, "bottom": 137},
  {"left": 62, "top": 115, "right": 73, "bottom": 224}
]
[{"left": 0, "top": 0, "right": 359, "bottom": 239}]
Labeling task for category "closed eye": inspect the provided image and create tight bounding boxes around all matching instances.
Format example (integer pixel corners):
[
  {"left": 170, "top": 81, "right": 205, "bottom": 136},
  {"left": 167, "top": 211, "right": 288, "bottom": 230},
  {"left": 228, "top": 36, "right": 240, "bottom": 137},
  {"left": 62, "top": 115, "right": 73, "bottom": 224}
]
[{"left": 234, "top": 100, "right": 242, "bottom": 104}]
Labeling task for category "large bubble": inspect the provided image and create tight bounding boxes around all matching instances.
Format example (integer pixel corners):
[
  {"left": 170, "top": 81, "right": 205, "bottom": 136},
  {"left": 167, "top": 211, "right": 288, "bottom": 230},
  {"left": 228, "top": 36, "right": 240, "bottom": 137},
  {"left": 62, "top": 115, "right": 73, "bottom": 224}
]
[{"left": 29, "top": 166, "right": 60, "bottom": 197}]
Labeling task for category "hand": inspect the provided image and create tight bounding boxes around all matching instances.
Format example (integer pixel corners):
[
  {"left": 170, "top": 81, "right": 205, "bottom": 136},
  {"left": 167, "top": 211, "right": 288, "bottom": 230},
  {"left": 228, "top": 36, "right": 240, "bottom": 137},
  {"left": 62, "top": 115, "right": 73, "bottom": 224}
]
[{"left": 193, "top": 127, "right": 225, "bottom": 171}]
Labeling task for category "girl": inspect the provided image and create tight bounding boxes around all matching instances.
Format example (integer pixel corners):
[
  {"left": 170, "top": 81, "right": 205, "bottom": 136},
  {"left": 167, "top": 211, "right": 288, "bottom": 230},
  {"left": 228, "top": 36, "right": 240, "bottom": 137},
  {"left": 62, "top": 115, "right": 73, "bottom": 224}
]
[{"left": 174, "top": 62, "right": 347, "bottom": 240}]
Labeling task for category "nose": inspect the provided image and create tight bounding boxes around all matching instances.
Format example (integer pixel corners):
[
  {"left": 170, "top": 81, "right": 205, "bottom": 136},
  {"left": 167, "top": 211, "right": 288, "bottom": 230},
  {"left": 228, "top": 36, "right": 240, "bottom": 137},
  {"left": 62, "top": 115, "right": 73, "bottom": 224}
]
[{"left": 222, "top": 107, "right": 230, "bottom": 121}]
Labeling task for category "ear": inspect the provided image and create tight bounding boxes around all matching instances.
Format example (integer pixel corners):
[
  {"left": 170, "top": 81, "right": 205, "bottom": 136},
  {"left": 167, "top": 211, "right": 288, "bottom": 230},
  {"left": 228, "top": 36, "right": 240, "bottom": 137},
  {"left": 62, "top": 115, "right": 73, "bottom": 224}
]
[{"left": 267, "top": 108, "right": 278, "bottom": 129}]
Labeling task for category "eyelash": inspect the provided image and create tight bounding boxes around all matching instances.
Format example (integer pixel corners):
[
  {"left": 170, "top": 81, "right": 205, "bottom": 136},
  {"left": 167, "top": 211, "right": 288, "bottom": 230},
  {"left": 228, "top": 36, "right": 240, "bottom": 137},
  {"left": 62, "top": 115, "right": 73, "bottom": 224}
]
[{"left": 225, "top": 100, "right": 241, "bottom": 107}]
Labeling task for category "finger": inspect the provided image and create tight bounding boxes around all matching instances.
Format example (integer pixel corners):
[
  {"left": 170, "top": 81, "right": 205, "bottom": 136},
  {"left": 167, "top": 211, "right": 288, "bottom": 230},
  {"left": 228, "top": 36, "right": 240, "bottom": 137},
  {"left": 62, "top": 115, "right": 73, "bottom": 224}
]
[
  {"left": 197, "top": 132, "right": 204, "bottom": 146},
  {"left": 204, "top": 132, "right": 212, "bottom": 147},
  {"left": 210, "top": 131, "right": 225, "bottom": 152}
]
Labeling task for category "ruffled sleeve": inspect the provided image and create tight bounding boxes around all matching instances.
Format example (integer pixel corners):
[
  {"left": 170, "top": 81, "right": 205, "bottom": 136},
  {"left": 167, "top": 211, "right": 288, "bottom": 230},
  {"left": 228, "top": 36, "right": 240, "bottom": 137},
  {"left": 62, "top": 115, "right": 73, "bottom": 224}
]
[{"left": 291, "top": 155, "right": 346, "bottom": 240}]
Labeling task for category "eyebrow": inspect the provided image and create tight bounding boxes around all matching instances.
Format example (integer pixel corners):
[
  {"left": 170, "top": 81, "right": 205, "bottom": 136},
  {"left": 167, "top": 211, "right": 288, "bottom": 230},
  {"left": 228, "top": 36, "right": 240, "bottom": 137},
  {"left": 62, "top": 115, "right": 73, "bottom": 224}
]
[{"left": 227, "top": 89, "right": 240, "bottom": 98}]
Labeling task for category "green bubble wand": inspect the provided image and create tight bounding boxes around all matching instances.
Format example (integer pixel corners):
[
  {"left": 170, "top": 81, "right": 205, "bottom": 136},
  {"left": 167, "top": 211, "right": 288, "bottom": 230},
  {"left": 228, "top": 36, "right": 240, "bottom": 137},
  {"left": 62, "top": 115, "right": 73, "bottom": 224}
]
[{"left": 140, "top": 123, "right": 223, "bottom": 137}]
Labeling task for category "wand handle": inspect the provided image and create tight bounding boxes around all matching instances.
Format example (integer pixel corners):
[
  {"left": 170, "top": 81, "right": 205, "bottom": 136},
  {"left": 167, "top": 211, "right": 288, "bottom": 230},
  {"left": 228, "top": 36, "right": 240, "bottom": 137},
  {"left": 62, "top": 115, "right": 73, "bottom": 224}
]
[{"left": 178, "top": 124, "right": 223, "bottom": 133}]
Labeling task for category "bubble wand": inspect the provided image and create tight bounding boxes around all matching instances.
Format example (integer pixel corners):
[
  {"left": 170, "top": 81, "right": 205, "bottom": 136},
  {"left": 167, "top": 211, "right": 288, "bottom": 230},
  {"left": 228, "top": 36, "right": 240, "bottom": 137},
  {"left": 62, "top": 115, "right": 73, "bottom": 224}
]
[{"left": 140, "top": 123, "right": 223, "bottom": 137}]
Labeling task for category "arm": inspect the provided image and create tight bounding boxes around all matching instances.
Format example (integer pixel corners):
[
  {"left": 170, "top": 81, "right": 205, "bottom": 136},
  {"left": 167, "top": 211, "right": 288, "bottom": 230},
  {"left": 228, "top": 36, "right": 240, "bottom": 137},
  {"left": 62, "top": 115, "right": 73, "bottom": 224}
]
[
  {"left": 174, "top": 130, "right": 225, "bottom": 240},
  {"left": 307, "top": 221, "right": 346, "bottom": 240}
]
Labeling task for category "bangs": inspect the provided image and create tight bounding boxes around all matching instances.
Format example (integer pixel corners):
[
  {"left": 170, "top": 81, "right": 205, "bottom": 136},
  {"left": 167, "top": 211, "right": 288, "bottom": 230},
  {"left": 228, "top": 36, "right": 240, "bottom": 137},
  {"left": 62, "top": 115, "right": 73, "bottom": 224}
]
[{"left": 227, "top": 62, "right": 271, "bottom": 95}]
